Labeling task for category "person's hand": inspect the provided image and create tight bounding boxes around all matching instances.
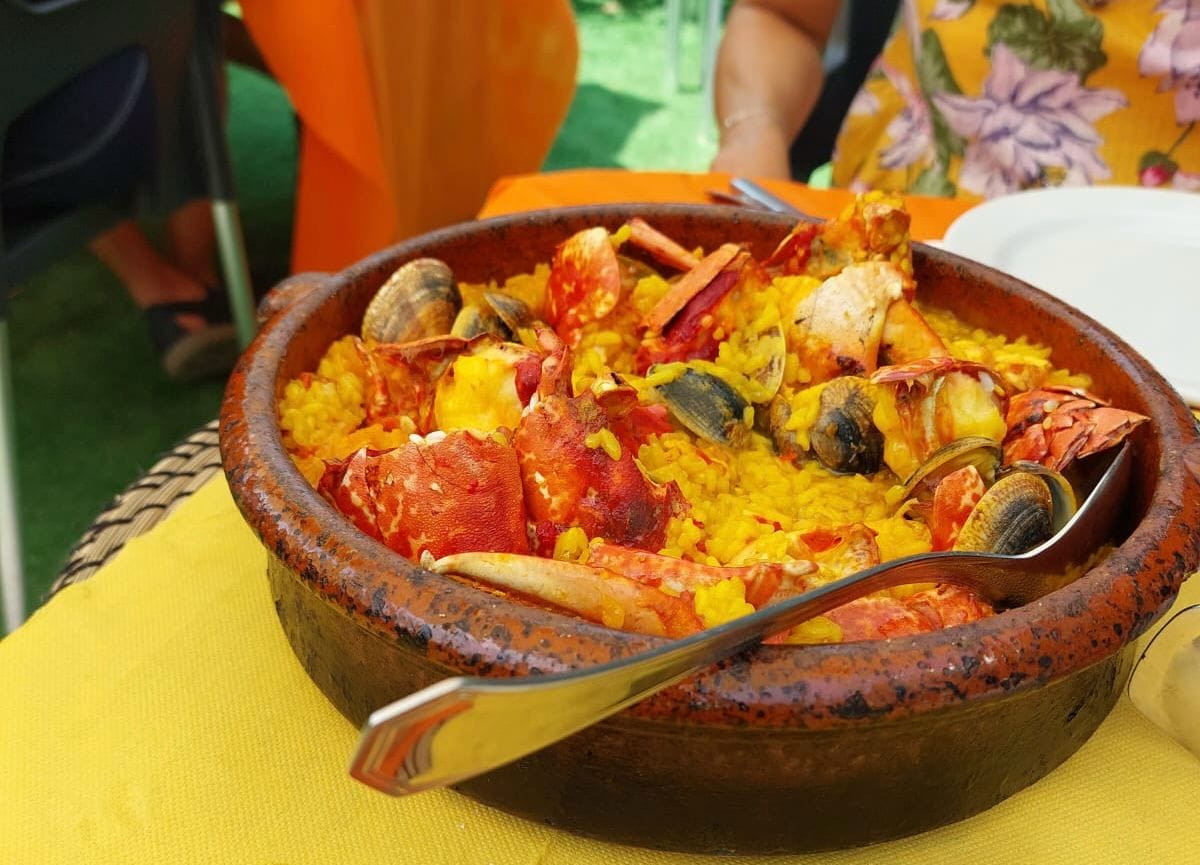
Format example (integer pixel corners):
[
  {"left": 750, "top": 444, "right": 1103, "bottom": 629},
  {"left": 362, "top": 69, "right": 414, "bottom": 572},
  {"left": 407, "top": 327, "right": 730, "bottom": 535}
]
[{"left": 710, "top": 113, "right": 793, "bottom": 179}]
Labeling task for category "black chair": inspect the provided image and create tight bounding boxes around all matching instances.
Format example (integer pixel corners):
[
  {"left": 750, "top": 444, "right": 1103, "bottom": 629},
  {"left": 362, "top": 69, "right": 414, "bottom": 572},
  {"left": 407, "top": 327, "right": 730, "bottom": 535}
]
[
  {"left": 0, "top": 0, "right": 258, "bottom": 630},
  {"left": 789, "top": 0, "right": 902, "bottom": 180}
]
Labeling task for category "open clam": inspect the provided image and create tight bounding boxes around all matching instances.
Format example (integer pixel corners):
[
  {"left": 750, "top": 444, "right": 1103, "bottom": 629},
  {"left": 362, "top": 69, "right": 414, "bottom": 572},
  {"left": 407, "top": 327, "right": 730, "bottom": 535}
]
[
  {"left": 998, "top": 460, "right": 1078, "bottom": 534},
  {"left": 362, "top": 257, "right": 462, "bottom": 343},
  {"left": 809, "top": 376, "right": 883, "bottom": 475},
  {"left": 651, "top": 365, "right": 751, "bottom": 448},
  {"left": 902, "top": 436, "right": 1002, "bottom": 500},
  {"left": 451, "top": 291, "right": 536, "bottom": 341},
  {"left": 484, "top": 291, "right": 535, "bottom": 334},
  {"left": 736, "top": 322, "right": 786, "bottom": 405},
  {"left": 765, "top": 393, "right": 801, "bottom": 460},
  {"left": 450, "top": 303, "right": 504, "bottom": 340},
  {"left": 953, "top": 470, "right": 1056, "bottom": 555},
  {"left": 898, "top": 436, "right": 1079, "bottom": 556}
]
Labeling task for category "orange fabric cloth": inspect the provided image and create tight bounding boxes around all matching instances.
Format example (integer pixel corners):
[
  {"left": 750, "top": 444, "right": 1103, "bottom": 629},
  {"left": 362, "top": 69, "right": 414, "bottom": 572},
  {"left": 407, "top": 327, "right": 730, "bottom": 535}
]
[
  {"left": 479, "top": 170, "right": 973, "bottom": 240},
  {"left": 240, "top": 0, "right": 578, "bottom": 273}
]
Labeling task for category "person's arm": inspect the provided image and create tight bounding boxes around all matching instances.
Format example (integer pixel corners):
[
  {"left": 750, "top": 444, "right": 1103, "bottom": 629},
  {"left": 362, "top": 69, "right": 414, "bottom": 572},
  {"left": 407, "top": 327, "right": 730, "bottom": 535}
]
[{"left": 711, "top": 0, "right": 844, "bottom": 179}]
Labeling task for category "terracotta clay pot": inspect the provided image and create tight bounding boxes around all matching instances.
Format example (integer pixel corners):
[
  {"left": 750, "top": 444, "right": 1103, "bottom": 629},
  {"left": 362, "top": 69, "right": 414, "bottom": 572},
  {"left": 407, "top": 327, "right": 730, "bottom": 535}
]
[{"left": 220, "top": 205, "right": 1200, "bottom": 854}]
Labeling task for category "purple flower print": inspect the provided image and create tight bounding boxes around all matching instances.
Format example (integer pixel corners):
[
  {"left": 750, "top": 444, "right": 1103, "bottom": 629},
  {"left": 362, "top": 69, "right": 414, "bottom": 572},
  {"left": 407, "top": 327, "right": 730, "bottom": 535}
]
[
  {"left": 847, "top": 86, "right": 881, "bottom": 118},
  {"left": 879, "top": 73, "right": 935, "bottom": 170},
  {"left": 1138, "top": 0, "right": 1200, "bottom": 124},
  {"left": 930, "top": 0, "right": 973, "bottom": 21},
  {"left": 1173, "top": 168, "right": 1200, "bottom": 189},
  {"left": 932, "top": 44, "right": 1127, "bottom": 197}
]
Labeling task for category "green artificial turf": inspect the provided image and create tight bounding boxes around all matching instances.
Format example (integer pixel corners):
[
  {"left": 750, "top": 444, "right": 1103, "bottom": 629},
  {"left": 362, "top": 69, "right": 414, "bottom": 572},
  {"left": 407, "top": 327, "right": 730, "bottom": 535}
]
[
  {"left": 6, "top": 1, "right": 725, "bottom": 614},
  {"left": 546, "top": 0, "right": 720, "bottom": 172}
]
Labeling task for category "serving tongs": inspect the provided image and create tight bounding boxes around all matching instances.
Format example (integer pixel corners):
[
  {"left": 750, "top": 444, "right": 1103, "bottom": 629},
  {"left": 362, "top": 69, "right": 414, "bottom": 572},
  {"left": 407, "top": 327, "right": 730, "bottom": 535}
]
[{"left": 350, "top": 444, "right": 1132, "bottom": 798}]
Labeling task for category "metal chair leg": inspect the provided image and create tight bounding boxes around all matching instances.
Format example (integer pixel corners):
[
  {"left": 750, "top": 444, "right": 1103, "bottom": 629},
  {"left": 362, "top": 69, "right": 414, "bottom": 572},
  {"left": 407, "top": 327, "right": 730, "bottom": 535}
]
[
  {"left": 190, "top": 1, "right": 257, "bottom": 348},
  {"left": 210, "top": 199, "right": 256, "bottom": 348},
  {"left": 0, "top": 318, "right": 26, "bottom": 633},
  {"left": 668, "top": 0, "right": 724, "bottom": 124},
  {"left": 701, "top": 0, "right": 722, "bottom": 128},
  {"left": 665, "top": 0, "right": 681, "bottom": 92}
]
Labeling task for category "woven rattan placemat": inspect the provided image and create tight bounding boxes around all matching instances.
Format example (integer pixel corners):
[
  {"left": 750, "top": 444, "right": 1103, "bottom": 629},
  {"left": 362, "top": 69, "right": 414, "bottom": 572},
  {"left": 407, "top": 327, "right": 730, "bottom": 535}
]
[{"left": 49, "top": 420, "right": 222, "bottom": 597}]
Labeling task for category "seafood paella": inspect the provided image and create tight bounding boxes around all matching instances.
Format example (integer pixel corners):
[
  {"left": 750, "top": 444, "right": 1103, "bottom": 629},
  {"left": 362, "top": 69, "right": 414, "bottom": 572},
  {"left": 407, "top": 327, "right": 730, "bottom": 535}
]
[{"left": 278, "top": 193, "right": 1147, "bottom": 644}]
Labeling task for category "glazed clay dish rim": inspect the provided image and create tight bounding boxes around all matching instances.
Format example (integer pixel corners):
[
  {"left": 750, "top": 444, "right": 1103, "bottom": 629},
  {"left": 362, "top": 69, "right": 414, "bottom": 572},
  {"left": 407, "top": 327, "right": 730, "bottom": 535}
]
[{"left": 222, "top": 203, "right": 1199, "bottom": 731}]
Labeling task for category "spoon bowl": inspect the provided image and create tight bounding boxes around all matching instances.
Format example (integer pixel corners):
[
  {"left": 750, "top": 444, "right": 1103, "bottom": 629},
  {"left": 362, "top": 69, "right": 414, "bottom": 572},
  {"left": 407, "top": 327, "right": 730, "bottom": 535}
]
[{"left": 350, "top": 444, "right": 1133, "bottom": 796}]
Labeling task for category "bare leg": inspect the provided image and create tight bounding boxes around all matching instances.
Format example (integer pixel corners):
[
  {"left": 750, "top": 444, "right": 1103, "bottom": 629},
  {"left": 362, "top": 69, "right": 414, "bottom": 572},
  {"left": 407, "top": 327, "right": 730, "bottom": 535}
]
[
  {"left": 167, "top": 198, "right": 220, "bottom": 287},
  {"left": 89, "top": 219, "right": 208, "bottom": 332},
  {"left": 90, "top": 216, "right": 239, "bottom": 379}
]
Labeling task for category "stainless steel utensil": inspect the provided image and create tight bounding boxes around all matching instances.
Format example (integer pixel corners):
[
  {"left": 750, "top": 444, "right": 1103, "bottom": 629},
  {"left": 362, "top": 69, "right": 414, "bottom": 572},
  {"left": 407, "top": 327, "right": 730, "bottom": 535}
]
[
  {"left": 729, "top": 177, "right": 806, "bottom": 217},
  {"left": 704, "top": 187, "right": 762, "bottom": 208},
  {"left": 350, "top": 443, "right": 1132, "bottom": 796}
]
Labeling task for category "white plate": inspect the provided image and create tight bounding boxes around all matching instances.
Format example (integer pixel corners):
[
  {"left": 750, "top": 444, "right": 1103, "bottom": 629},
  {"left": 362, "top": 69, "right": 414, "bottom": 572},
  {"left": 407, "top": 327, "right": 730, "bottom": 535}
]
[{"left": 941, "top": 186, "right": 1200, "bottom": 406}]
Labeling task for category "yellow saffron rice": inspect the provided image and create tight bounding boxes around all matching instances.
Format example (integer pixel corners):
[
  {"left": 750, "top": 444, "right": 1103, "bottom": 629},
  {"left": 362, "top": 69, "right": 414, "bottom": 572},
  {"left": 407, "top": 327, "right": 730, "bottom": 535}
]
[{"left": 278, "top": 262, "right": 1093, "bottom": 632}]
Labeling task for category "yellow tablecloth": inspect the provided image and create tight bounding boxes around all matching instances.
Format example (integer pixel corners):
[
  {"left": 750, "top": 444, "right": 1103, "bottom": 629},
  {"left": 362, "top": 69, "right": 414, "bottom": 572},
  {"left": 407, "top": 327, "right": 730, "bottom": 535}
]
[
  {"left": 3, "top": 174, "right": 1198, "bottom": 863},
  {"left": 3, "top": 477, "right": 1198, "bottom": 864}
]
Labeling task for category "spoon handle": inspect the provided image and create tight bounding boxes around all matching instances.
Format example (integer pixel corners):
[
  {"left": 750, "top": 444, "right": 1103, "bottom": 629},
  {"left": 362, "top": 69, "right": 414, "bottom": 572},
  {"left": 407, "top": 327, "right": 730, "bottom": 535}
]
[
  {"left": 349, "top": 554, "right": 956, "bottom": 796},
  {"left": 349, "top": 445, "right": 1130, "bottom": 796},
  {"left": 730, "top": 177, "right": 807, "bottom": 218}
]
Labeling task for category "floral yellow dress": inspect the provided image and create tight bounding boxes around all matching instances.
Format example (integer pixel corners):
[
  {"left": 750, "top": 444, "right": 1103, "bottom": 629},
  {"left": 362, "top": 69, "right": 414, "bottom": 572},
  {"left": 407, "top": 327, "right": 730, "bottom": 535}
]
[{"left": 831, "top": 0, "right": 1200, "bottom": 197}]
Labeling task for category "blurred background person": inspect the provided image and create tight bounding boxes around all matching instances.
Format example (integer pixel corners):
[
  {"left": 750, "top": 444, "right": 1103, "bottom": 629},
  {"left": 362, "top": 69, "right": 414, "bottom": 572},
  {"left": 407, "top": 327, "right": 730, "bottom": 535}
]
[
  {"left": 1, "top": 46, "right": 237, "bottom": 380},
  {"left": 712, "top": 0, "right": 1200, "bottom": 197}
]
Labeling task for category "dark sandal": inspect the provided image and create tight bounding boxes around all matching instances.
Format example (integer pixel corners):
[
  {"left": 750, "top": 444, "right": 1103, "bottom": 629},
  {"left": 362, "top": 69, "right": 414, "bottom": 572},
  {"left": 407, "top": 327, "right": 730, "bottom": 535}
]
[{"left": 145, "top": 286, "right": 239, "bottom": 381}]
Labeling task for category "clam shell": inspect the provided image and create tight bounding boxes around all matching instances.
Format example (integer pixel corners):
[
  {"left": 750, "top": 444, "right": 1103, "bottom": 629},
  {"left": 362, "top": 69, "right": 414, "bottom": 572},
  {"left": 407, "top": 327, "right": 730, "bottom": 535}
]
[
  {"left": 747, "top": 323, "right": 786, "bottom": 403},
  {"left": 810, "top": 376, "right": 883, "bottom": 475},
  {"left": 765, "top": 393, "right": 801, "bottom": 461},
  {"left": 362, "top": 258, "right": 461, "bottom": 343},
  {"left": 483, "top": 291, "right": 535, "bottom": 335},
  {"left": 451, "top": 304, "right": 506, "bottom": 340},
  {"left": 902, "top": 436, "right": 1002, "bottom": 499},
  {"left": 1000, "top": 460, "right": 1078, "bottom": 533},
  {"left": 954, "top": 471, "right": 1053, "bottom": 555},
  {"left": 653, "top": 367, "right": 751, "bottom": 448}
]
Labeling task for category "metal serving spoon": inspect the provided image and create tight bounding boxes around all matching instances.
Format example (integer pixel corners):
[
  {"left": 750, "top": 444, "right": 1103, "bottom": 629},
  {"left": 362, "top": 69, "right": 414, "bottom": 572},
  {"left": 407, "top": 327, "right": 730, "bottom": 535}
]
[
  {"left": 730, "top": 176, "right": 806, "bottom": 216},
  {"left": 350, "top": 444, "right": 1132, "bottom": 796},
  {"left": 706, "top": 177, "right": 807, "bottom": 217}
]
